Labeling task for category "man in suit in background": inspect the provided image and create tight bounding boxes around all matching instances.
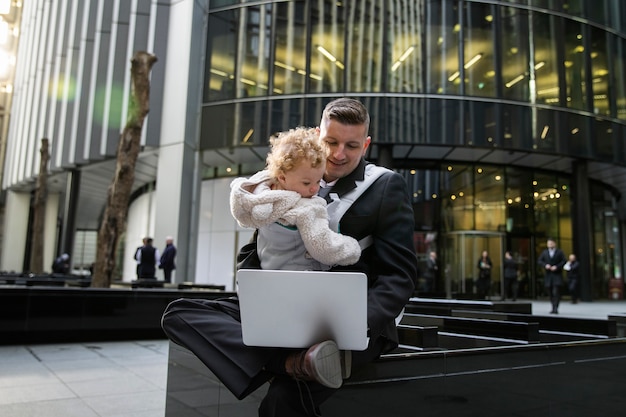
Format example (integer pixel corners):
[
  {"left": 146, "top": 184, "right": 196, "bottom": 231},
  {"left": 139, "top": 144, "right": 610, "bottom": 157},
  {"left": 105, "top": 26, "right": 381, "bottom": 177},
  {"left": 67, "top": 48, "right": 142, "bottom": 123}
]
[
  {"left": 159, "top": 236, "right": 177, "bottom": 283},
  {"left": 537, "top": 237, "right": 567, "bottom": 314}
]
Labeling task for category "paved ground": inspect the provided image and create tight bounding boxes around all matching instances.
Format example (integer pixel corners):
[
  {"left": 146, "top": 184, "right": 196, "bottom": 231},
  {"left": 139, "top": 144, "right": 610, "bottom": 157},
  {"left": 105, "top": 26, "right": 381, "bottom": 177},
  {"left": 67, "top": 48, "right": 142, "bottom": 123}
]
[{"left": 1, "top": 299, "right": 625, "bottom": 417}]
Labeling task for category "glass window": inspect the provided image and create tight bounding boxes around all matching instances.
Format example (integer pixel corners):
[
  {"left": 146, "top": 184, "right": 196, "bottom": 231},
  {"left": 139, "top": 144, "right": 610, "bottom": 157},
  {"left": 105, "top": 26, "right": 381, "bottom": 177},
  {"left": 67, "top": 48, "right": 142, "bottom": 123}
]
[
  {"left": 501, "top": 7, "right": 530, "bottom": 101},
  {"left": 425, "top": 0, "right": 460, "bottom": 94},
  {"left": 385, "top": 97, "right": 423, "bottom": 144},
  {"left": 562, "top": 0, "right": 584, "bottom": 17},
  {"left": 564, "top": 112, "right": 590, "bottom": 157},
  {"left": 441, "top": 165, "right": 475, "bottom": 231},
  {"left": 345, "top": 1, "right": 385, "bottom": 92},
  {"left": 532, "top": 12, "right": 560, "bottom": 106},
  {"left": 534, "top": 108, "right": 557, "bottom": 151},
  {"left": 594, "top": 118, "right": 614, "bottom": 162},
  {"left": 564, "top": 19, "right": 587, "bottom": 111},
  {"left": 273, "top": 3, "right": 308, "bottom": 95},
  {"left": 205, "top": 6, "right": 271, "bottom": 100},
  {"left": 533, "top": 173, "right": 561, "bottom": 239},
  {"left": 205, "top": 10, "right": 238, "bottom": 101},
  {"left": 614, "top": 37, "right": 626, "bottom": 121},
  {"left": 474, "top": 165, "right": 505, "bottom": 231},
  {"left": 464, "top": 101, "right": 498, "bottom": 147},
  {"left": 463, "top": 2, "right": 496, "bottom": 97},
  {"left": 426, "top": 99, "right": 461, "bottom": 145},
  {"left": 502, "top": 104, "right": 532, "bottom": 150},
  {"left": 310, "top": 3, "right": 345, "bottom": 92},
  {"left": 590, "top": 27, "right": 609, "bottom": 116},
  {"left": 505, "top": 167, "right": 534, "bottom": 234},
  {"left": 387, "top": 0, "right": 422, "bottom": 93}
]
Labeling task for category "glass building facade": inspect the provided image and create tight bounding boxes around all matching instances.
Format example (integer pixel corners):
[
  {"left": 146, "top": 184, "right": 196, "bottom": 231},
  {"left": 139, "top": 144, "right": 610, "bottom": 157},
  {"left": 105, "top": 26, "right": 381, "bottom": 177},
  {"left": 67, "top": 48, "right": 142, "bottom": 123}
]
[{"left": 199, "top": 0, "right": 626, "bottom": 300}]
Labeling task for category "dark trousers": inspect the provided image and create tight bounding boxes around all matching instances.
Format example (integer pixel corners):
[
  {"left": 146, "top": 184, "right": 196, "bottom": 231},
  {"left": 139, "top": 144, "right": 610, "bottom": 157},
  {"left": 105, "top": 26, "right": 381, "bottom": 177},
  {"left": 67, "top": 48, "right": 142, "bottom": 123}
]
[
  {"left": 161, "top": 297, "right": 386, "bottom": 416},
  {"left": 546, "top": 284, "right": 562, "bottom": 312},
  {"left": 162, "top": 268, "right": 173, "bottom": 283}
]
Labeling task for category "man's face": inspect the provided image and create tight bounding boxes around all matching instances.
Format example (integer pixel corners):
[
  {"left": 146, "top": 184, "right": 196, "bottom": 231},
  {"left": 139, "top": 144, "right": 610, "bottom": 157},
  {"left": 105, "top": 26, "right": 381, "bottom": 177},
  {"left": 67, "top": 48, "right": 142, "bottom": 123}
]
[
  {"left": 547, "top": 240, "right": 556, "bottom": 249},
  {"left": 318, "top": 118, "right": 371, "bottom": 182}
]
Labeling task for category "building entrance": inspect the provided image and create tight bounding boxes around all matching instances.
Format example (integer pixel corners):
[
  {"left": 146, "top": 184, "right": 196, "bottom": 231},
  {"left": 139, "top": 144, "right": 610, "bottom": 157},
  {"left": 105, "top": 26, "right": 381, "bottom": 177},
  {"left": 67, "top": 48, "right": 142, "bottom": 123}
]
[{"left": 444, "top": 231, "right": 504, "bottom": 299}]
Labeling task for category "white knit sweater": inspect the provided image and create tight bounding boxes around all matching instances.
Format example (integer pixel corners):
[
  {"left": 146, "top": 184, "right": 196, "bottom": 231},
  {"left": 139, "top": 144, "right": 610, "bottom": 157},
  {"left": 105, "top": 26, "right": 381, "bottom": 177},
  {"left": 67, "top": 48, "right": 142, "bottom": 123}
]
[{"left": 230, "top": 170, "right": 361, "bottom": 267}]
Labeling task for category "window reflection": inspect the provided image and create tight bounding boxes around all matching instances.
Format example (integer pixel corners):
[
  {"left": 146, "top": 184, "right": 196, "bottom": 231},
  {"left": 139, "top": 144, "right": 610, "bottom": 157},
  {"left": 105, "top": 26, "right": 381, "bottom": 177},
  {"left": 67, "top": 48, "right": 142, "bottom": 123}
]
[
  {"left": 532, "top": 12, "right": 560, "bottom": 106},
  {"left": 388, "top": 1, "right": 422, "bottom": 92},
  {"left": 273, "top": 3, "right": 308, "bottom": 95},
  {"left": 310, "top": 4, "right": 345, "bottom": 92},
  {"left": 590, "top": 27, "right": 609, "bottom": 115},
  {"left": 501, "top": 7, "right": 530, "bottom": 101},
  {"left": 564, "top": 19, "right": 587, "bottom": 111},
  {"left": 426, "top": 0, "right": 459, "bottom": 94},
  {"left": 614, "top": 38, "right": 626, "bottom": 120},
  {"left": 463, "top": 2, "right": 495, "bottom": 97}
]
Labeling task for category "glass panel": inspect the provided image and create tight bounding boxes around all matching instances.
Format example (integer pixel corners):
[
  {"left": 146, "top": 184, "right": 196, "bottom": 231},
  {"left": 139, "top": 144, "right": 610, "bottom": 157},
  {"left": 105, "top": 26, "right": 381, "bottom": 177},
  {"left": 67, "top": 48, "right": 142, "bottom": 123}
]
[
  {"left": 346, "top": 0, "right": 384, "bottom": 92},
  {"left": 425, "top": 0, "right": 460, "bottom": 94},
  {"left": 564, "top": 19, "right": 586, "bottom": 111},
  {"left": 594, "top": 118, "right": 614, "bottom": 161},
  {"left": 464, "top": 101, "right": 497, "bottom": 147},
  {"left": 205, "top": 10, "right": 238, "bottom": 101},
  {"left": 441, "top": 165, "right": 475, "bottom": 232},
  {"left": 533, "top": 173, "right": 560, "bottom": 239},
  {"left": 310, "top": 3, "right": 345, "bottom": 92},
  {"left": 532, "top": 12, "right": 560, "bottom": 106},
  {"left": 534, "top": 108, "right": 557, "bottom": 151},
  {"left": 385, "top": 97, "right": 423, "bottom": 144},
  {"left": 614, "top": 37, "right": 626, "bottom": 121},
  {"left": 505, "top": 167, "right": 534, "bottom": 234},
  {"left": 387, "top": 0, "right": 422, "bottom": 93},
  {"left": 204, "top": 6, "right": 271, "bottom": 100},
  {"left": 474, "top": 165, "right": 505, "bottom": 231},
  {"left": 501, "top": 7, "right": 530, "bottom": 101},
  {"left": 427, "top": 99, "right": 461, "bottom": 144},
  {"left": 240, "top": 6, "right": 271, "bottom": 97},
  {"left": 201, "top": 101, "right": 270, "bottom": 149},
  {"left": 463, "top": 2, "right": 496, "bottom": 97},
  {"left": 590, "top": 27, "right": 609, "bottom": 116},
  {"left": 564, "top": 112, "right": 590, "bottom": 157},
  {"left": 586, "top": 0, "right": 608, "bottom": 25},
  {"left": 562, "top": 0, "right": 584, "bottom": 17},
  {"left": 273, "top": 3, "right": 308, "bottom": 95},
  {"left": 503, "top": 104, "right": 532, "bottom": 150}
]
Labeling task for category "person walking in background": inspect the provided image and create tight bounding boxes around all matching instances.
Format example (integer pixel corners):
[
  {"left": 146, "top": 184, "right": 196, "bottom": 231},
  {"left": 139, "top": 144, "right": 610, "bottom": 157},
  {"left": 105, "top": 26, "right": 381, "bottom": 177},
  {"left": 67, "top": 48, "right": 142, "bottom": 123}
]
[
  {"left": 137, "top": 237, "right": 160, "bottom": 279},
  {"left": 503, "top": 251, "right": 518, "bottom": 301},
  {"left": 537, "top": 237, "right": 567, "bottom": 314},
  {"left": 52, "top": 253, "right": 70, "bottom": 274},
  {"left": 422, "top": 251, "right": 438, "bottom": 293},
  {"left": 564, "top": 253, "right": 580, "bottom": 304},
  {"left": 134, "top": 237, "right": 147, "bottom": 279},
  {"left": 159, "top": 236, "right": 177, "bottom": 283},
  {"left": 476, "top": 250, "right": 492, "bottom": 300}
]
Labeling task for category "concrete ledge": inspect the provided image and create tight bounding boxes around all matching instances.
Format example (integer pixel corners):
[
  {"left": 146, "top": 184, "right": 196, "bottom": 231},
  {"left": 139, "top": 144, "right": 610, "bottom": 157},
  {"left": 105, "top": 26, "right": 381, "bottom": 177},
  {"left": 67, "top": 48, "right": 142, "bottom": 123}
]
[{"left": 0, "top": 286, "right": 235, "bottom": 345}]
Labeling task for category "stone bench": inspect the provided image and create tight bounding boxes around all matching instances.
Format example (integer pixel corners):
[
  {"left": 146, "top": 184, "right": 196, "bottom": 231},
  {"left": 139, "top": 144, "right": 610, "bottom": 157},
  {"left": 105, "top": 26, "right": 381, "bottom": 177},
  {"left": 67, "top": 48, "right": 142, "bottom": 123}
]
[
  {"left": 165, "top": 336, "right": 626, "bottom": 416},
  {"left": 400, "top": 312, "right": 541, "bottom": 343},
  {"left": 451, "top": 309, "right": 617, "bottom": 338}
]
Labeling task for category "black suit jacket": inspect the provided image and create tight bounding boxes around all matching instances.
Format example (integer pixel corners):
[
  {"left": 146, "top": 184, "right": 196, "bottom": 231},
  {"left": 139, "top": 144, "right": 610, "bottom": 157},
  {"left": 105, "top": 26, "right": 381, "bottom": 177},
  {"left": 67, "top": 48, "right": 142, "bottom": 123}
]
[
  {"left": 324, "top": 160, "right": 417, "bottom": 351},
  {"left": 537, "top": 248, "right": 566, "bottom": 287}
]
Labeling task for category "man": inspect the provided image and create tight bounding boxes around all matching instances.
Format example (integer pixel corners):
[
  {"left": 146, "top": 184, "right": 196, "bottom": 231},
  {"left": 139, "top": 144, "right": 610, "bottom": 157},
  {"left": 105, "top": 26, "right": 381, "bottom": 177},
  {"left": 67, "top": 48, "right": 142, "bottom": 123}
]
[
  {"left": 537, "top": 237, "right": 567, "bottom": 314},
  {"left": 423, "top": 251, "right": 438, "bottom": 293},
  {"left": 159, "top": 236, "right": 177, "bottom": 283},
  {"left": 137, "top": 237, "right": 160, "bottom": 279},
  {"left": 134, "top": 237, "right": 148, "bottom": 279},
  {"left": 161, "top": 98, "right": 417, "bottom": 416}
]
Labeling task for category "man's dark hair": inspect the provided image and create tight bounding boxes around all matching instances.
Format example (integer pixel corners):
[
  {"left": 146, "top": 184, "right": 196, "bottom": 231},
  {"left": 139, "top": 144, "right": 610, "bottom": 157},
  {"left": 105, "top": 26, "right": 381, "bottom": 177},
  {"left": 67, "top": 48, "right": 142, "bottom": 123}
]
[{"left": 321, "top": 97, "right": 370, "bottom": 132}]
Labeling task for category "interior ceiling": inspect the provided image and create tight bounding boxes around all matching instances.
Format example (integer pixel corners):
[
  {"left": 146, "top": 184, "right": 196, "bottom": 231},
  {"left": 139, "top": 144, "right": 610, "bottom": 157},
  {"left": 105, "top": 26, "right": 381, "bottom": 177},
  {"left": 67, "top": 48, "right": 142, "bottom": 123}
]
[{"left": 36, "top": 143, "right": 626, "bottom": 232}]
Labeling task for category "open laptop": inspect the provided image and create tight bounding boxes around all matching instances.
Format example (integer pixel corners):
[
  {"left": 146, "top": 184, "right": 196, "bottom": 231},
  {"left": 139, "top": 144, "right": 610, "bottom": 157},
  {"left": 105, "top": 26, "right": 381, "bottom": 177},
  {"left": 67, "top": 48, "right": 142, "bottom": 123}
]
[{"left": 237, "top": 269, "right": 369, "bottom": 351}]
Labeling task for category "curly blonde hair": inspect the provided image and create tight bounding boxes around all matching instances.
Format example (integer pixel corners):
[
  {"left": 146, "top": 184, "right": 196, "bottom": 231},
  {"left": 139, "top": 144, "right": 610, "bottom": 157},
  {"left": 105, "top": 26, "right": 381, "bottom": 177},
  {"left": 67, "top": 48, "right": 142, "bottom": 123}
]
[{"left": 266, "top": 127, "right": 327, "bottom": 179}]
